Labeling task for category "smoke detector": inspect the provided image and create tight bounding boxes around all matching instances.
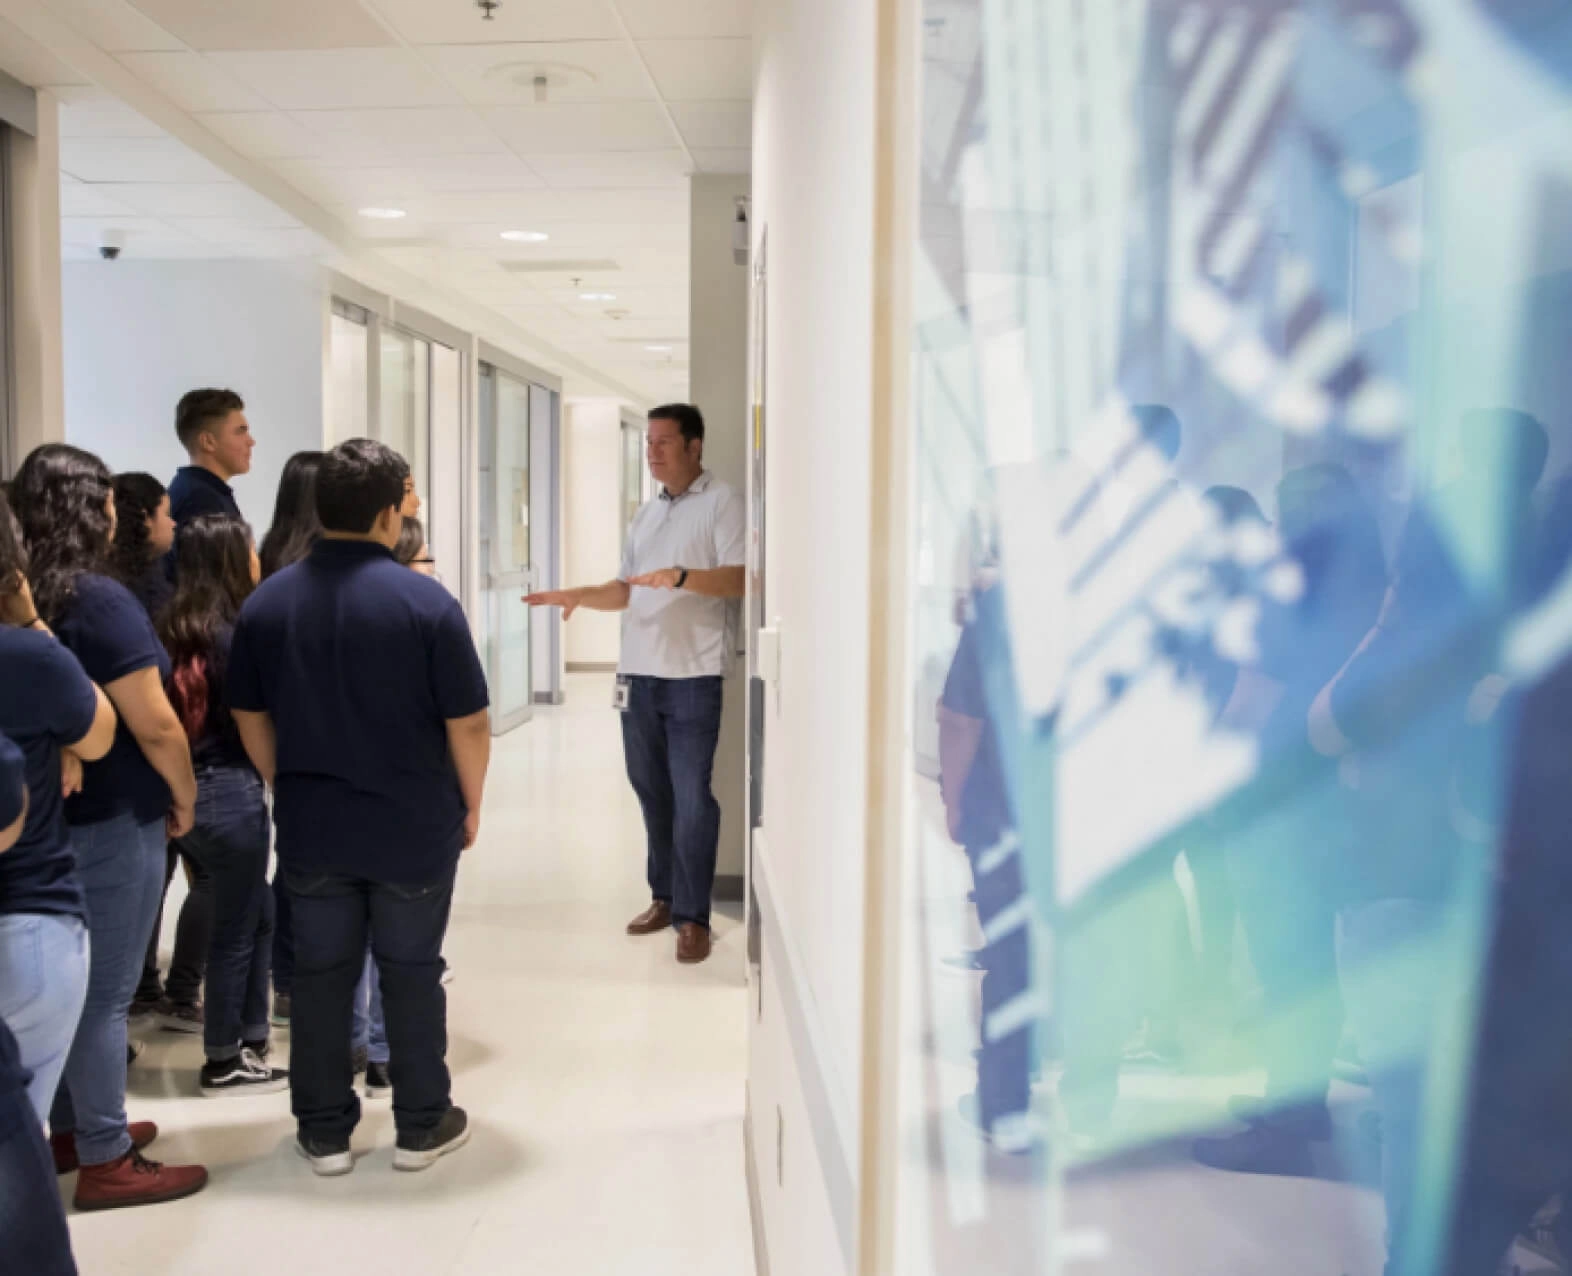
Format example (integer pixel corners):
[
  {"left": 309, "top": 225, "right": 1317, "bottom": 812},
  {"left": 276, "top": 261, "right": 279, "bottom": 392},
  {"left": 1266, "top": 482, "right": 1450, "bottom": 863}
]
[{"left": 485, "top": 61, "right": 597, "bottom": 103}]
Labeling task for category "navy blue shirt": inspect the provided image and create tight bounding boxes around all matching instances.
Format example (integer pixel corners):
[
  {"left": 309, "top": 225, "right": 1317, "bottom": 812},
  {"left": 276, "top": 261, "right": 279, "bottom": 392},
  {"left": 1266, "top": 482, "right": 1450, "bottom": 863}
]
[
  {"left": 54, "top": 574, "right": 174, "bottom": 827},
  {"left": 228, "top": 539, "right": 489, "bottom": 885},
  {"left": 941, "top": 605, "right": 1012, "bottom": 851},
  {"left": 167, "top": 466, "right": 240, "bottom": 525},
  {"left": 0, "top": 736, "right": 36, "bottom": 1139},
  {"left": 0, "top": 628, "right": 99, "bottom": 919},
  {"left": 0, "top": 731, "right": 24, "bottom": 829}
]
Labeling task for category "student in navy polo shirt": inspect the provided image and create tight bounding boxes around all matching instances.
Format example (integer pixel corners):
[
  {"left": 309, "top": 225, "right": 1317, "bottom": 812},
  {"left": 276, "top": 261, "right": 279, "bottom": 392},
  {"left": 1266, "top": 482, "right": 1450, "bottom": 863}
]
[
  {"left": 10, "top": 444, "right": 208, "bottom": 1211},
  {"left": 0, "top": 487, "right": 118, "bottom": 1125},
  {"left": 166, "top": 388, "right": 252, "bottom": 553},
  {"left": 229, "top": 439, "right": 491, "bottom": 1176},
  {"left": 0, "top": 733, "right": 81, "bottom": 1276}
]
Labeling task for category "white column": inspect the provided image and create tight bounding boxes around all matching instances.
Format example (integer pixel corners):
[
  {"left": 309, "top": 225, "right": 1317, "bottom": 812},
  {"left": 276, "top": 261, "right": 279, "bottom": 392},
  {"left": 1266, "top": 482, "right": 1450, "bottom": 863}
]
[
  {"left": 689, "top": 173, "right": 752, "bottom": 889},
  {"left": 9, "top": 88, "right": 64, "bottom": 456}
]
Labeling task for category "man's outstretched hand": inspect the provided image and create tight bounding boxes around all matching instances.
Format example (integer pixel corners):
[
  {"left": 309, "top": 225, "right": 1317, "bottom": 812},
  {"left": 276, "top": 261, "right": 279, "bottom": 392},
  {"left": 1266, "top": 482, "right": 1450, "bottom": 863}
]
[{"left": 525, "top": 589, "right": 583, "bottom": 619}]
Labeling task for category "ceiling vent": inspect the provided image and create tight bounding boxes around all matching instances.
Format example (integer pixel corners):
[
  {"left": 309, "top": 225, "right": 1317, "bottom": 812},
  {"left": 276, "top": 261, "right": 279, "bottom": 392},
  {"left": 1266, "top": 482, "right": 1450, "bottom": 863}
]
[{"left": 500, "top": 258, "right": 620, "bottom": 274}]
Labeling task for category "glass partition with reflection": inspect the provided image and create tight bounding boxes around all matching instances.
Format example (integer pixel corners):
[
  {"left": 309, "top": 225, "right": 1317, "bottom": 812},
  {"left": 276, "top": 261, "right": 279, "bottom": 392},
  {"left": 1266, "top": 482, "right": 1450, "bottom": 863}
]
[
  {"left": 894, "top": 5, "right": 1572, "bottom": 1276},
  {"left": 479, "top": 362, "right": 534, "bottom": 734}
]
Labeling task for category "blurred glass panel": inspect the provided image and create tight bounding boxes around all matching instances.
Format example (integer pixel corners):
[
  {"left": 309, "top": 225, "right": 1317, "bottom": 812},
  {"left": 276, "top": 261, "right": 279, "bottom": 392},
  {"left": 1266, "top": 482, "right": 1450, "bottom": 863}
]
[{"left": 897, "top": 4, "right": 1572, "bottom": 1275}]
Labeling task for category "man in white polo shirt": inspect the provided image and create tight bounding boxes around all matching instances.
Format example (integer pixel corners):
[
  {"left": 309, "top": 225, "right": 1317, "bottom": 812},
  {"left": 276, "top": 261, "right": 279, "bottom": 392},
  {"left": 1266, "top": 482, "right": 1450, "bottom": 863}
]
[{"left": 527, "top": 404, "right": 745, "bottom": 964}]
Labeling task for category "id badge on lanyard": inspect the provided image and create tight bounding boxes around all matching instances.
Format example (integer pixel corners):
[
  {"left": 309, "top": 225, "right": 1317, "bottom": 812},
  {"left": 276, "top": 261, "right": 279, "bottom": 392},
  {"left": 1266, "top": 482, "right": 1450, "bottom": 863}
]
[{"left": 613, "top": 676, "right": 631, "bottom": 713}]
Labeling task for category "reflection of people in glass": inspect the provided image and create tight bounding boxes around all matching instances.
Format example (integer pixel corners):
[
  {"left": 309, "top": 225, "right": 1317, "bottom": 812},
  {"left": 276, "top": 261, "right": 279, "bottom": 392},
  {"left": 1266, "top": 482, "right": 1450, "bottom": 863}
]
[
  {"left": 1309, "top": 410, "right": 1550, "bottom": 1276},
  {"left": 1194, "top": 464, "right": 1388, "bottom": 1175}
]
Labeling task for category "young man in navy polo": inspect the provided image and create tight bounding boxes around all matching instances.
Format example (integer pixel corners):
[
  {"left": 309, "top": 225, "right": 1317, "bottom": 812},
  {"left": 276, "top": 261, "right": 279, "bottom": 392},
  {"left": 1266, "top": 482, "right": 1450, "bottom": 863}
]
[
  {"left": 167, "top": 388, "right": 252, "bottom": 532},
  {"left": 228, "top": 439, "right": 491, "bottom": 1176}
]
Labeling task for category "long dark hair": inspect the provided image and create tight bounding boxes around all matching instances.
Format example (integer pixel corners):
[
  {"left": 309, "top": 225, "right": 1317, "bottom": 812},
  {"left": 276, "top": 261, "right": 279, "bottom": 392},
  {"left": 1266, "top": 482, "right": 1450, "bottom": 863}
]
[
  {"left": 0, "top": 485, "right": 29, "bottom": 620},
  {"left": 161, "top": 516, "right": 255, "bottom": 742},
  {"left": 394, "top": 515, "right": 425, "bottom": 567},
  {"left": 259, "top": 450, "right": 325, "bottom": 580},
  {"left": 109, "top": 472, "right": 166, "bottom": 585},
  {"left": 10, "top": 445, "right": 115, "bottom": 626}
]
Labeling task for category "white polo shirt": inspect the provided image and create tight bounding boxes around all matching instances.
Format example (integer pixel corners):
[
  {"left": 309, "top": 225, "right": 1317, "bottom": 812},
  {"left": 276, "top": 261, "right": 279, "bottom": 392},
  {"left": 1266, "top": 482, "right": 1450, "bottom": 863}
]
[{"left": 618, "top": 470, "right": 746, "bottom": 679}]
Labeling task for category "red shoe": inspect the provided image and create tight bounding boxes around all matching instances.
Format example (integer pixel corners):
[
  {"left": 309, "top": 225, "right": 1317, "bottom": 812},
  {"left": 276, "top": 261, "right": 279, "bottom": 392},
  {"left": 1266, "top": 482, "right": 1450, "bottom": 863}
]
[
  {"left": 52, "top": 1122, "right": 160, "bottom": 1175},
  {"left": 74, "top": 1149, "right": 207, "bottom": 1211}
]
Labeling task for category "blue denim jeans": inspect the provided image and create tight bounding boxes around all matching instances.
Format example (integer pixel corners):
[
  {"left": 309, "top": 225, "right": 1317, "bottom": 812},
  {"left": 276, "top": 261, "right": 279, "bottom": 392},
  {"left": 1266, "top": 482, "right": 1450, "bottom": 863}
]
[
  {"left": 0, "top": 912, "right": 90, "bottom": 1124},
  {"left": 285, "top": 866, "right": 455, "bottom": 1140},
  {"left": 175, "top": 766, "right": 272, "bottom": 1062},
  {"left": 50, "top": 815, "right": 165, "bottom": 1166},
  {"left": 620, "top": 675, "right": 724, "bottom": 928},
  {"left": 351, "top": 946, "right": 389, "bottom": 1067}
]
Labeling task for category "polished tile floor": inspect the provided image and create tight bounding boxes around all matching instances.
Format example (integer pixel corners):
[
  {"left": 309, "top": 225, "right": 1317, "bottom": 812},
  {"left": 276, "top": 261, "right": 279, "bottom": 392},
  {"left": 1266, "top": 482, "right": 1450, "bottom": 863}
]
[{"left": 69, "top": 675, "right": 753, "bottom": 1275}]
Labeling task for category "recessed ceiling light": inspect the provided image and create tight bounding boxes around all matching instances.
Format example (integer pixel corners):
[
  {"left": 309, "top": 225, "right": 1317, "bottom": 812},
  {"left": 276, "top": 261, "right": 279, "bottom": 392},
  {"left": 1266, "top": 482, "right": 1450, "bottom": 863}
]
[
  {"left": 579, "top": 291, "right": 616, "bottom": 302},
  {"left": 500, "top": 230, "right": 549, "bottom": 243},
  {"left": 358, "top": 207, "right": 406, "bottom": 220}
]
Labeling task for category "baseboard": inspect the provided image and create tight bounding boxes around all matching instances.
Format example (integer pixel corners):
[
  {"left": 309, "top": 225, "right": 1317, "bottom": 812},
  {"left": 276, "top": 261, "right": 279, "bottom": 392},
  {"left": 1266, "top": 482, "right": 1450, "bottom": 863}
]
[
  {"left": 566, "top": 661, "right": 618, "bottom": 672},
  {"left": 714, "top": 873, "right": 744, "bottom": 902},
  {"left": 745, "top": 1095, "right": 771, "bottom": 1276},
  {"left": 532, "top": 691, "right": 566, "bottom": 705}
]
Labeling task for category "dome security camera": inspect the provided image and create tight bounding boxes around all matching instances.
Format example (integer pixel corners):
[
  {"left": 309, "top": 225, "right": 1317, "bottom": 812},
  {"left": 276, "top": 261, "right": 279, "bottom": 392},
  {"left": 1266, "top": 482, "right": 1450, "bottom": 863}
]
[{"left": 99, "top": 229, "right": 126, "bottom": 261}]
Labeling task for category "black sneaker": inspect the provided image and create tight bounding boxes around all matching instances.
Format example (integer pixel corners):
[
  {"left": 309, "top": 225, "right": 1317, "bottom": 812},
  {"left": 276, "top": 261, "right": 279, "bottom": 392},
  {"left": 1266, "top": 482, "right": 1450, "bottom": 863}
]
[
  {"left": 156, "top": 998, "right": 203, "bottom": 1034},
  {"left": 243, "top": 1037, "right": 271, "bottom": 1064},
  {"left": 352, "top": 1046, "right": 368, "bottom": 1076},
  {"left": 296, "top": 1133, "right": 353, "bottom": 1177},
  {"left": 199, "top": 1048, "right": 289, "bottom": 1098},
  {"left": 394, "top": 1106, "right": 470, "bottom": 1172},
  {"left": 1193, "top": 1123, "right": 1316, "bottom": 1177},
  {"left": 365, "top": 1061, "right": 392, "bottom": 1098}
]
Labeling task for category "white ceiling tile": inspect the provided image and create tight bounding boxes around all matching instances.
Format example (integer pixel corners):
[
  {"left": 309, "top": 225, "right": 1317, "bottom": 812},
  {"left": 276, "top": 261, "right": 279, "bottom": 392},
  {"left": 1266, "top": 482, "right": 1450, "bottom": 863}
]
[
  {"left": 61, "top": 214, "right": 201, "bottom": 254},
  {"left": 57, "top": 97, "right": 164, "bottom": 139},
  {"left": 58, "top": 181, "right": 139, "bottom": 217},
  {"left": 370, "top": 0, "right": 620, "bottom": 44},
  {"left": 273, "top": 161, "right": 427, "bottom": 207},
  {"left": 638, "top": 39, "right": 752, "bottom": 101},
  {"left": 283, "top": 108, "right": 507, "bottom": 159},
  {"left": 528, "top": 150, "right": 690, "bottom": 190},
  {"left": 209, "top": 50, "right": 462, "bottom": 111},
  {"left": 413, "top": 153, "right": 546, "bottom": 193},
  {"left": 98, "top": 183, "right": 299, "bottom": 225},
  {"left": 172, "top": 221, "right": 335, "bottom": 258},
  {"left": 47, "top": 0, "right": 183, "bottom": 53},
  {"left": 482, "top": 102, "right": 674, "bottom": 153},
  {"left": 668, "top": 101, "right": 751, "bottom": 149},
  {"left": 692, "top": 147, "right": 752, "bottom": 174},
  {"left": 59, "top": 137, "right": 232, "bottom": 184},
  {"left": 0, "top": 17, "right": 91, "bottom": 87},
  {"left": 425, "top": 41, "right": 653, "bottom": 105},
  {"left": 116, "top": 52, "right": 274, "bottom": 114},
  {"left": 126, "top": 0, "right": 397, "bottom": 51},
  {"left": 614, "top": 0, "right": 752, "bottom": 39},
  {"left": 196, "top": 111, "right": 322, "bottom": 160}
]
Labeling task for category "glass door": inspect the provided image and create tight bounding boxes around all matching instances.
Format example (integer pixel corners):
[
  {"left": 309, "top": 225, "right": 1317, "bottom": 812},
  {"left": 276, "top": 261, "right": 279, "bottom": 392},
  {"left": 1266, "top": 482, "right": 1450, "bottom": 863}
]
[
  {"left": 378, "top": 327, "right": 431, "bottom": 514},
  {"left": 326, "top": 302, "right": 370, "bottom": 446},
  {"left": 479, "top": 363, "right": 533, "bottom": 734},
  {"left": 620, "top": 418, "right": 647, "bottom": 541}
]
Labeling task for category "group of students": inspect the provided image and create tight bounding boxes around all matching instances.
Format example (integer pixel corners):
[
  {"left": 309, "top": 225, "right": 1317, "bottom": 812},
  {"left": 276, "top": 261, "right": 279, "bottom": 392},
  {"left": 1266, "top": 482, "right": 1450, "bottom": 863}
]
[{"left": 0, "top": 388, "right": 487, "bottom": 1274}]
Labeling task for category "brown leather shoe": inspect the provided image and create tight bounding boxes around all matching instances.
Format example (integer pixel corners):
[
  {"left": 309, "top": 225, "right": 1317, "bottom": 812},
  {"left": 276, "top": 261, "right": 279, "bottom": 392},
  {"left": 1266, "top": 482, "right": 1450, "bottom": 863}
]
[
  {"left": 627, "top": 900, "right": 673, "bottom": 935},
  {"left": 74, "top": 1149, "right": 207, "bottom": 1211},
  {"left": 676, "top": 923, "right": 712, "bottom": 965},
  {"left": 53, "top": 1121, "right": 158, "bottom": 1175}
]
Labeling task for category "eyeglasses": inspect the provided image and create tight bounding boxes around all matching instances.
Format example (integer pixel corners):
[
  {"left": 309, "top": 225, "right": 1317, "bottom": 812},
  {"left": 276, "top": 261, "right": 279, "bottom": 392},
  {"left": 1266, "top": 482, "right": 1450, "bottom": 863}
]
[{"left": 411, "top": 557, "right": 437, "bottom": 567}]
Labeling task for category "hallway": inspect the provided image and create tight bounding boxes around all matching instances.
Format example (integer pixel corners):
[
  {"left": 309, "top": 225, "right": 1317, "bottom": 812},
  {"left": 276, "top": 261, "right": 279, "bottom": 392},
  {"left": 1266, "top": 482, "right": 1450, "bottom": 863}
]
[{"left": 69, "top": 675, "right": 754, "bottom": 1275}]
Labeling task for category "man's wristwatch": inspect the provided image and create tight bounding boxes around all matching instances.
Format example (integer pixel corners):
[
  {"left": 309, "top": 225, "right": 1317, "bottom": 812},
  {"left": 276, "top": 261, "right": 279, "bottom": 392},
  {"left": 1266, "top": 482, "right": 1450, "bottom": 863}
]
[{"left": 675, "top": 568, "right": 690, "bottom": 590}]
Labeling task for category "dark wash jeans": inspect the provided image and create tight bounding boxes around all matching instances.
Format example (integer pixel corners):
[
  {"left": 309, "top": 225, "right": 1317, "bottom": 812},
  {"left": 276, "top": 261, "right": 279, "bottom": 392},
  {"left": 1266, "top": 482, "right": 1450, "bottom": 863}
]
[
  {"left": 136, "top": 845, "right": 212, "bottom": 1008},
  {"left": 174, "top": 766, "right": 272, "bottom": 1061},
  {"left": 284, "top": 865, "right": 456, "bottom": 1140},
  {"left": 620, "top": 675, "right": 724, "bottom": 929},
  {"left": 0, "top": 1090, "right": 78, "bottom": 1275}
]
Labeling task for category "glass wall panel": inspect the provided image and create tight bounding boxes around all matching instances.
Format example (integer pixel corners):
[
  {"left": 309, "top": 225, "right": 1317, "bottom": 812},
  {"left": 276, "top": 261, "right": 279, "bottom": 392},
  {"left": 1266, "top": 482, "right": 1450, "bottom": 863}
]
[
  {"left": 327, "top": 308, "right": 369, "bottom": 446},
  {"left": 379, "top": 326, "right": 430, "bottom": 512},
  {"left": 479, "top": 363, "right": 533, "bottom": 733},
  {"left": 621, "top": 420, "right": 647, "bottom": 542},
  {"left": 895, "top": 6, "right": 1572, "bottom": 1276}
]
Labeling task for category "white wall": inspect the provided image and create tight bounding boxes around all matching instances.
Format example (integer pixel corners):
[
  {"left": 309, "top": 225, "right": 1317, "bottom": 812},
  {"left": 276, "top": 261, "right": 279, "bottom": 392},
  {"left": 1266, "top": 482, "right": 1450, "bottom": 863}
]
[
  {"left": 61, "top": 259, "right": 325, "bottom": 532},
  {"left": 690, "top": 173, "right": 752, "bottom": 886},
  {"left": 748, "top": 0, "right": 878, "bottom": 1267},
  {"left": 562, "top": 397, "right": 624, "bottom": 666}
]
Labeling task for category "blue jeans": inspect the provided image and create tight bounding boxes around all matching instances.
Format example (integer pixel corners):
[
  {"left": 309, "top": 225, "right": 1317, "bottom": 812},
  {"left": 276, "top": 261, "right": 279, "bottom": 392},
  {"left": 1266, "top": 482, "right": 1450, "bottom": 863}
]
[
  {"left": 285, "top": 866, "right": 455, "bottom": 1140},
  {"left": 176, "top": 767, "right": 272, "bottom": 1061},
  {"left": 620, "top": 675, "right": 724, "bottom": 928},
  {"left": 351, "top": 947, "right": 389, "bottom": 1067},
  {"left": 0, "top": 1086, "right": 78, "bottom": 1274},
  {"left": 50, "top": 815, "right": 165, "bottom": 1166},
  {"left": 0, "top": 913, "right": 90, "bottom": 1124}
]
